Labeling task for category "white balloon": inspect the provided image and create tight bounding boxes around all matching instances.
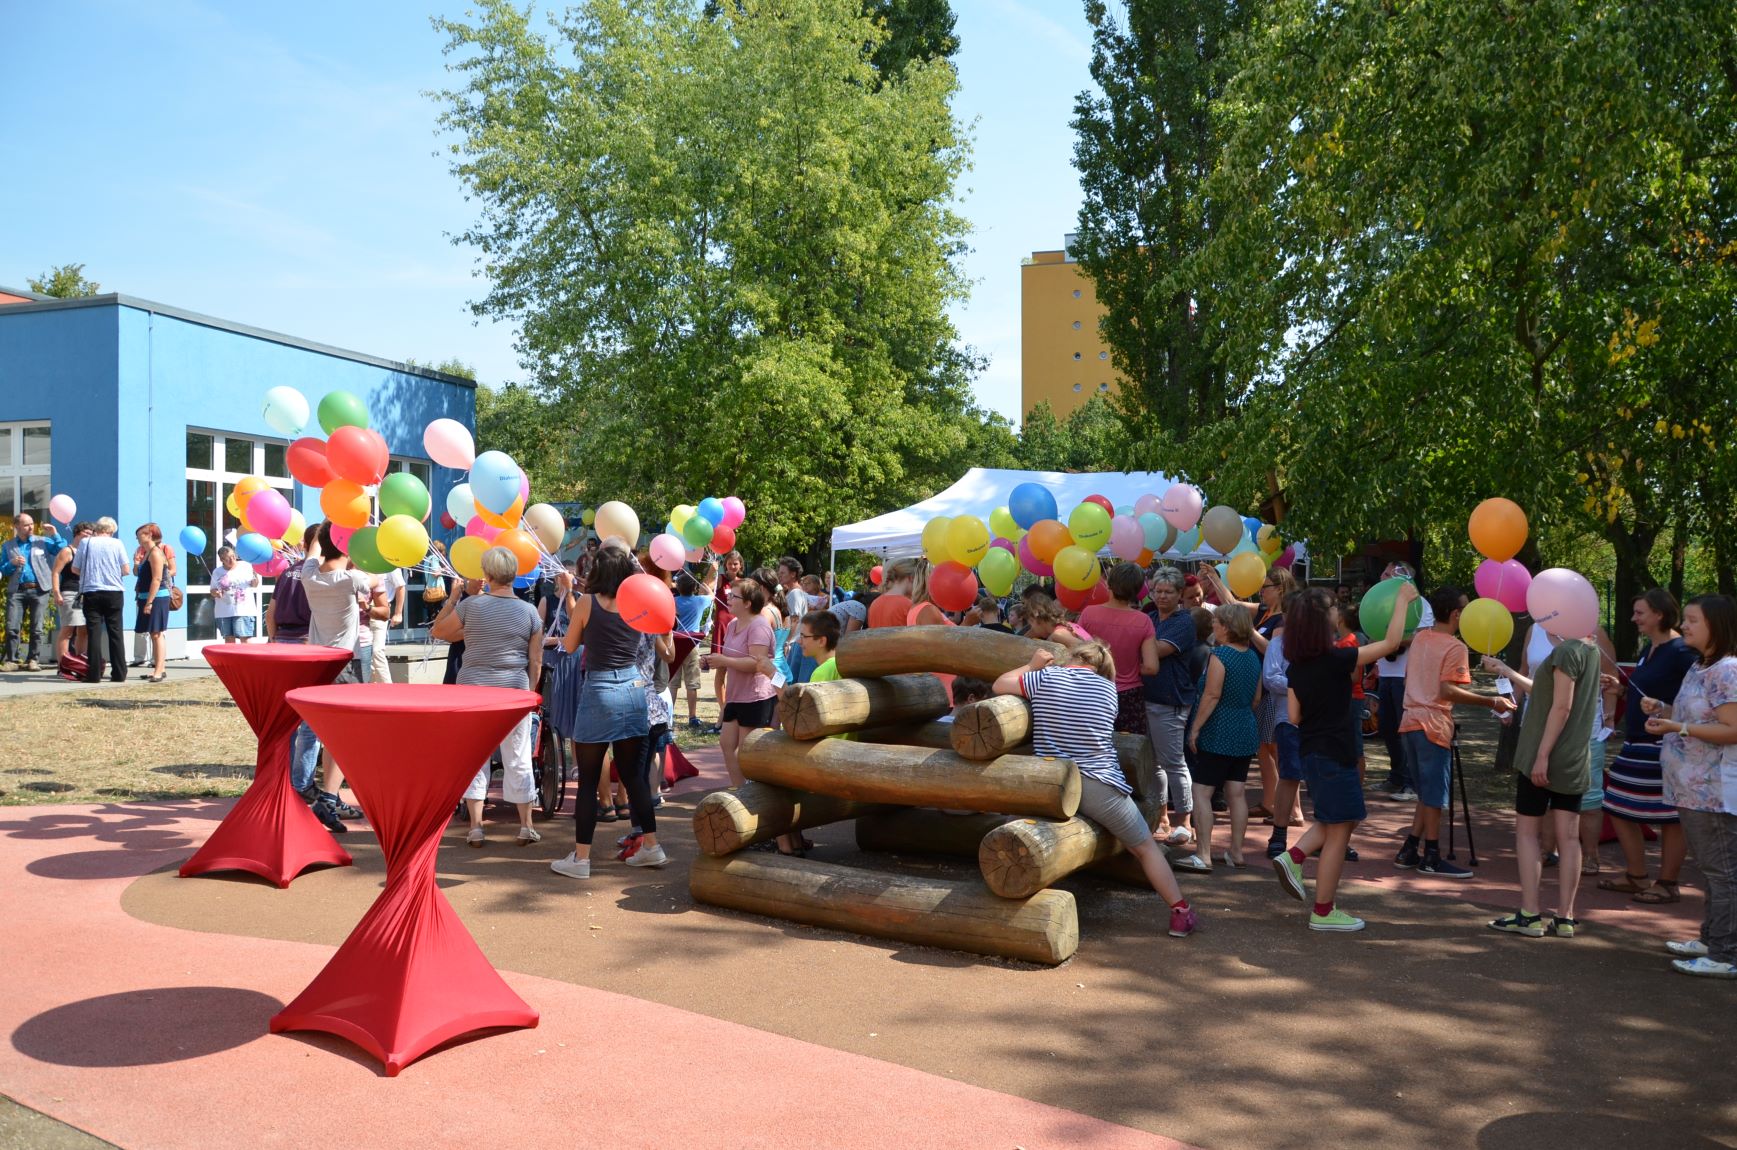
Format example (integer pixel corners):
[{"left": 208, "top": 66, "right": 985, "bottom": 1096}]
[
  {"left": 262, "top": 386, "right": 309, "bottom": 437},
  {"left": 445, "top": 482, "right": 477, "bottom": 525}
]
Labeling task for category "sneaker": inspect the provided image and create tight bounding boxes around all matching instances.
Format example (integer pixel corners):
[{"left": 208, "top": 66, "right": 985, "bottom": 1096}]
[
  {"left": 24, "top": 660, "right": 41, "bottom": 672},
  {"left": 625, "top": 843, "right": 669, "bottom": 868},
  {"left": 310, "top": 797, "right": 349, "bottom": 835},
  {"left": 1419, "top": 854, "right": 1473, "bottom": 879},
  {"left": 1309, "top": 908, "right": 1366, "bottom": 932},
  {"left": 1210, "top": 794, "right": 1227, "bottom": 813},
  {"left": 329, "top": 797, "right": 364, "bottom": 820},
  {"left": 1394, "top": 845, "right": 1421, "bottom": 869},
  {"left": 1167, "top": 905, "right": 1198, "bottom": 938},
  {"left": 550, "top": 852, "right": 591, "bottom": 879},
  {"left": 297, "top": 782, "right": 320, "bottom": 805},
  {"left": 687, "top": 718, "right": 705, "bottom": 730},
  {"left": 466, "top": 827, "right": 486, "bottom": 848},
  {"left": 1672, "top": 956, "right": 1737, "bottom": 979},
  {"left": 1265, "top": 835, "right": 1288, "bottom": 860},
  {"left": 1344, "top": 847, "right": 1360, "bottom": 862},
  {"left": 1272, "top": 853, "right": 1306, "bottom": 902},
  {"left": 1550, "top": 916, "right": 1579, "bottom": 939},
  {"left": 1389, "top": 788, "right": 1418, "bottom": 803},
  {"left": 1666, "top": 939, "right": 1710, "bottom": 958},
  {"left": 517, "top": 825, "right": 541, "bottom": 845},
  {"left": 1488, "top": 911, "right": 1546, "bottom": 937},
  {"left": 1541, "top": 851, "right": 1559, "bottom": 869}
]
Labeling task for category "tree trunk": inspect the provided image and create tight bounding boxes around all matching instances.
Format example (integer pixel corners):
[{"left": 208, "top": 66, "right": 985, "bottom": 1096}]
[
  {"left": 950, "top": 696, "right": 1031, "bottom": 759},
  {"left": 738, "top": 730, "right": 1081, "bottom": 819},
  {"left": 1670, "top": 505, "right": 1688, "bottom": 607},
  {"left": 689, "top": 852, "right": 1080, "bottom": 965},
  {"left": 835, "top": 626, "right": 1065, "bottom": 682},
  {"left": 853, "top": 808, "right": 1157, "bottom": 890},
  {"left": 852, "top": 721, "right": 959, "bottom": 750},
  {"left": 1607, "top": 520, "right": 1660, "bottom": 659},
  {"left": 775, "top": 674, "right": 951, "bottom": 740},
  {"left": 979, "top": 816, "right": 1125, "bottom": 899},
  {"left": 692, "top": 781, "right": 891, "bottom": 856}
]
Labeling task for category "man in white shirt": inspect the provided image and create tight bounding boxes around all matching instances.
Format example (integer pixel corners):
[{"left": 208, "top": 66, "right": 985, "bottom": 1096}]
[{"left": 368, "top": 568, "right": 406, "bottom": 683}]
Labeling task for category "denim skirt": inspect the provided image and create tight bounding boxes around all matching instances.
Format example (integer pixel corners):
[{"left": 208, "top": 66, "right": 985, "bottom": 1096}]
[{"left": 571, "top": 665, "right": 650, "bottom": 744}]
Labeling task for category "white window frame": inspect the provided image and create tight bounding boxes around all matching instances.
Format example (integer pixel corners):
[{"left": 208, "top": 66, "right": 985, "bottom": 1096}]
[
  {"left": 0, "top": 420, "right": 53, "bottom": 525},
  {"left": 184, "top": 428, "right": 293, "bottom": 643}
]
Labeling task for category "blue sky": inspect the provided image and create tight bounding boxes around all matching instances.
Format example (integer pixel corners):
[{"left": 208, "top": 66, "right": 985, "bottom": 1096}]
[{"left": 1, "top": 0, "right": 1096, "bottom": 424}]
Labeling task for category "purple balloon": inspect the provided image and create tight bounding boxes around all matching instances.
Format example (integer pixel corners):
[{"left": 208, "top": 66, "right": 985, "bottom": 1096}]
[
  {"left": 1275, "top": 545, "right": 1297, "bottom": 569},
  {"left": 991, "top": 537, "right": 1016, "bottom": 553},
  {"left": 1018, "top": 536, "right": 1053, "bottom": 578},
  {"left": 1475, "top": 558, "right": 1532, "bottom": 614}
]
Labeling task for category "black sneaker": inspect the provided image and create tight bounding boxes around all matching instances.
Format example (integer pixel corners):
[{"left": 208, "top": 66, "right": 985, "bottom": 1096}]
[
  {"left": 1394, "top": 844, "right": 1422, "bottom": 869},
  {"left": 297, "top": 782, "right": 320, "bottom": 805},
  {"left": 1211, "top": 794, "right": 1228, "bottom": 813},
  {"left": 331, "top": 798, "right": 364, "bottom": 820},
  {"left": 311, "top": 796, "right": 349, "bottom": 835},
  {"left": 1265, "top": 835, "right": 1288, "bottom": 860},
  {"left": 1344, "top": 847, "right": 1360, "bottom": 862},
  {"left": 1419, "top": 854, "right": 1472, "bottom": 878}
]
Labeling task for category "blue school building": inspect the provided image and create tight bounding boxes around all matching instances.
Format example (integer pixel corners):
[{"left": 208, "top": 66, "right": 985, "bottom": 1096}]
[{"left": 0, "top": 286, "right": 476, "bottom": 654}]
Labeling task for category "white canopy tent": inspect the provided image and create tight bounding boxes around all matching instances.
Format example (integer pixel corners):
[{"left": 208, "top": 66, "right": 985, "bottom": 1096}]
[{"left": 827, "top": 467, "right": 1305, "bottom": 579}]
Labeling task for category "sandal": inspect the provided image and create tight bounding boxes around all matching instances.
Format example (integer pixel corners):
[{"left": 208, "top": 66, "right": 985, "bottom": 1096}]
[
  {"left": 613, "top": 802, "right": 631, "bottom": 819},
  {"left": 595, "top": 803, "right": 618, "bottom": 823},
  {"left": 1633, "top": 880, "right": 1681, "bottom": 905},
  {"left": 1580, "top": 861, "right": 1601, "bottom": 876},
  {"left": 1248, "top": 804, "right": 1272, "bottom": 820},
  {"left": 1597, "top": 872, "right": 1651, "bottom": 895}
]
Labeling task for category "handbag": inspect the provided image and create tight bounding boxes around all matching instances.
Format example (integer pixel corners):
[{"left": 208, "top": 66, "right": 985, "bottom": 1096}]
[
  {"left": 422, "top": 578, "right": 448, "bottom": 604},
  {"left": 168, "top": 586, "right": 184, "bottom": 611},
  {"left": 1362, "top": 694, "right": 1380, "bottom": 736}
]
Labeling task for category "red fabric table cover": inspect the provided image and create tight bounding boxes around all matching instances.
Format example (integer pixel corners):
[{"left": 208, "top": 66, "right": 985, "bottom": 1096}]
[
  {"left": 180, "top": 645, "right": 355, "bottom": 887},
  {"left": 271, "top": 683, "right": 541, "bottom": 1076}
]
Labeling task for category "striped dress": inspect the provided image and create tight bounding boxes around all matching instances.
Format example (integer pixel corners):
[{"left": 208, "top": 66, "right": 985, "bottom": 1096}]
[{"left": 1605, "top": 636, "right": 1699, "bottom": 823}]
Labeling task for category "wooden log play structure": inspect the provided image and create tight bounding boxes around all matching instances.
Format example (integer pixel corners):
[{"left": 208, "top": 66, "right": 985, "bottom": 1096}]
[
  {"left": 739, "top": 730, "right": 1081, "bottom": 820},
  {"left": 688, "top": 627, "right": 1186, "bottom": 964},
  {"left": 690, "top": 852, "right": 1079, "bottom": 965},
  {"left": 775, "top": 674, "right": 951, "bottom": 741}
]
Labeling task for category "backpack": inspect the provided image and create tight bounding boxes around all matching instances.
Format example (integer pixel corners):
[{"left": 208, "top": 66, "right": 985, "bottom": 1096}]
[{"left": 273, "top": 569, "right": 312, "bottom": 632}]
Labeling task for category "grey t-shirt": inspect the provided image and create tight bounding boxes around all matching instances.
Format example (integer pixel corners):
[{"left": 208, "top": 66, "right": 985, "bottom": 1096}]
[
  {"left": 455, "top": 593, "right": 541, "bottom": 689},
  {"left": 301, "top": 558, "right": 373, "bottom": 653}
]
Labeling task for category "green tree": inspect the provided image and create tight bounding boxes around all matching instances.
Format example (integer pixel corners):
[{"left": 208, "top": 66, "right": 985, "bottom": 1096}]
[
  {"left": 436, "top": 0, "right": 995, "bottom": 559},
  {"left": 28, "top": 263, "right": 101, "bottom": 298},
  {"left": 474, "top": 383, "right": 584, "bottom": 501},
  {"left": 864, "top": 0, "right": 956, "bottom": 77},
  {"left": 1015, "top": 397, "right": 1129, "bottom": 473},
  {"left": 402, "top": 357, "right": 477, "bottom": 380}
]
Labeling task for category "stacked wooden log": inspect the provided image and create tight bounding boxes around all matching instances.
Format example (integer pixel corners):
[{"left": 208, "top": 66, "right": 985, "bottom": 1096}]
[{"left": 690, "top": 627, "right": 1164, "bottom": 965}]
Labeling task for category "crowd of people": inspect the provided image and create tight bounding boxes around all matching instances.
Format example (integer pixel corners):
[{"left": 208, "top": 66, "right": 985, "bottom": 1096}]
[{"left": 8, "top": 506, "right": 1735, "bottom": 976}]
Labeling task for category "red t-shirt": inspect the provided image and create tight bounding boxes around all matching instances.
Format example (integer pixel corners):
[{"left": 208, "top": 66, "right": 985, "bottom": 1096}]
[
  {"left": 1335, "top": 633, "right": 1365, "bottom": 699},
  {"left": 868, "top": 594, "right": 913, "bottom": 628},
  {"left": 1078, "top": 604, "right": 1156, "bottom": 691}
]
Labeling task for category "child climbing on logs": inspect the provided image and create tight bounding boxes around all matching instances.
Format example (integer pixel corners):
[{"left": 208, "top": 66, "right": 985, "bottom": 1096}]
[{"left": 993, "top": 641, "right": 1198, "bottom": 938}]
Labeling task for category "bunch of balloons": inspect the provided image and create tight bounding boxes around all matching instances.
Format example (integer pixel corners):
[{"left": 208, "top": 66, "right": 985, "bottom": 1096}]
[
  {"left": 648, "top": 496, "right": 747, "bottom": 572},
  {"left": 1459, "top": 497, "right": 1531, "bottom": 654}
]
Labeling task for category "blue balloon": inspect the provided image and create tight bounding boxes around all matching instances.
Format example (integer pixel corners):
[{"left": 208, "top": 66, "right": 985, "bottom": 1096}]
[
  {"left": 1242, "top": 516, "right": 1262, "bottom": 540},
  {"left": 696, "top": 497, "right": 726, "bottom": 526},
  {"left": 1172, "top": 527, "right": 1201, "bottom": 554},
  {"left": 236, "top": 532, "right": 273, "bottom": 564},
  {"left": 178, "top": 525, "right": 207, "bottom": 558},
  {"left": 1008, "top": 482, "right": 1058, "bottom": 530},
  {"left": 470, "top": 450, "right": 522, "bottom": 515}
]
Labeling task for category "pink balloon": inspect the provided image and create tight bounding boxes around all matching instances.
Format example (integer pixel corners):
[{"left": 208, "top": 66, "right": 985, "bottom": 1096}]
[
  {"left": 1159, "top": 483, "right": 1203, "bottom": 531},
  {"left": 1133, "top": 493, "right": 1161, "bottom": 518},
  {"left": 1109, "top": 515, "right": 1144, "bottom": 561},
  {"left": 1275, "top": 545, "right": 1297, "bottom": 569},
  {"left": 1018, "top": 536, "right": 1053, "bottom": 578},
  {"left": 258, "top": 555, "right": 290, "bottom": 577},
  {"left": 466, "top": 516, "right": 502, "bottom": 542},
  {"left": 685, "top": 545, "right": 704, "bottom": 563},
  {"left": 48, "top": 493, "right": 77, "bottom": 524},
  {"left": 330, "top": 523, "right": 357, "bottom": 555},
  {"left": 991, "top": 537, "right": 1016, "bottom": 553},
  {"left": 1526, "top": 567, "right": 1600, "bottom": 640},
  {"left": 1474, "top": 558, "right": 1532, "bottom": 614},
  {"left": 243, "top": 488, "right": 292, "bottom": 541},
  {"left": 649, "top": 533, "right": 687, "bottom": 572},
  {"left": 422, "top": 418, "right": 476, "bottom": 471},
  {"left": 519, "top": 470, "right": 531, "bottom": 502},
  {"left": 719, "top": 496, "right": 746, "bottom": 531}
]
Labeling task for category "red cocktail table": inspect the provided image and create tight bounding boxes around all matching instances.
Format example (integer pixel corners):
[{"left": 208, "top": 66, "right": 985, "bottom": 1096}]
[
  {"left": 271, "top": 683, "right": 541, "bottom": 1076},
  {"left": 180, "top": 645, "right": 355, "bottom": 886}
]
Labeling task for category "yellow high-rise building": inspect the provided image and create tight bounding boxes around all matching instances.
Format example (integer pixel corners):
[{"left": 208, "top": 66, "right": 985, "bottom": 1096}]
[{"left": 1020, "top": 235, "right": 1119, "bottom": 419}]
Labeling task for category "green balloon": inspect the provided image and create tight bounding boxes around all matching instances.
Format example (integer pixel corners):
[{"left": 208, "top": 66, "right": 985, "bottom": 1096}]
[
  {"left": 1069, "top": 502, "right": 1112, "bottom": 550},
  {"left": 317, "top": 390, "right": 370, "bottom": 435},
  {"left": 682, "top": 514, "right": 714, "bottom": 548},
  {"left": 379, "top": 472, "right": 431, "bottom": 521},
  {"left": 978, "top": 547, "right": 1017, "bottom": 597},
  {"left": 1360, "top": 577, "right": 1423, "bottom": 640},
  {"left": 347, "top": 526, "right": 395, "bottom": 574}
]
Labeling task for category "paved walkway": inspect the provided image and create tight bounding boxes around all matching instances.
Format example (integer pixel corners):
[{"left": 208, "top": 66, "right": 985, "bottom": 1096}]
[{"left": 0, "top": 662, "right": 212, "bottom": 701}]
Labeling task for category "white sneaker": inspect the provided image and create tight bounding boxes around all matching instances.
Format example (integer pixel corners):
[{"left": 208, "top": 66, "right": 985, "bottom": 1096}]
[
  {"left": 466, "top": 827, "right": 486, "bottom": 848},
  {"left": 550, "top": 852, "right": 591, "bottom": 879},
  {"left": 625, "top": 843, "right": 669, "bottom": 868},
  {"left": 1672, "top": 956, "right": 1737, "bottom": 979},
  {"left": 1666, "top": 939, "right": 1710, "bottom": 959},
  {"left": 1390, "top": 789, "right": 1419, "bottom": 803},
  {"left": 517, "top": 825, "right": 541, "bottom": 845}
]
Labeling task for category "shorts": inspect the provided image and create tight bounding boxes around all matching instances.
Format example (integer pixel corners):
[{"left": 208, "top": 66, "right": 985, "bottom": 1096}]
[
  {"left": 60, "top": 593, "right": 86, "bottom": 627},
  {"left": 678, "top": 649, "right": 702, "bottom": 691},
  {"left": 1302, "top": 753, "right": 1366, "bottom": 824},
  {"left": 1077, "top": 776, "right": 1153, "bottom": 850},
  {"left": 1403, "top": 729, "right": 1452, "bottom": 810},
  {"left": 1275, "top": 721, "right": 1304, "bottom": 781},
  {"left": 1145, "top": 702, "right": 1187, "bottom": 767},
  {"left": 721, "top": 697, "right": 776, "bottom": 730},
  {"left": 135, "top": 596, "right": 170, "bottom": 634},
  {"left": 572, "top": 665, "right": 652, "bottom": 744},
  {"left": 1515, "top": 772, "right": 1583, "bottom": 818},
  {"left": 1580, "top": 738, "right": 1607, "bottom": 813},
  {"left": 1193, "top": 750, "right": 1251, "bottom": 787},
  {"left": 216, "top": 615, "right": 257, "bottom": 639}
]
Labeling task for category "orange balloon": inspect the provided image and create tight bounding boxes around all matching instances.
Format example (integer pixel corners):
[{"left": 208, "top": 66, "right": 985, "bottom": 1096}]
[
  {"left": 1469, "top": 497, "right": 1528, "bottom": 562},
  {"left": 1136, "top": 548, "right": 1154, "bottom": 567},
  {"left": 495, "top": 528, "right": 541, "bottom": 576},
  {"left": 319, "top": 479, "right": 371, "bottom": 528},
  {"left": 476, "top": 495, "right": 525, "bottom": 530},
  {"left": 1027, "top": 519, "right": 1072, "bottom": 564},
  {"left": 234, "top": 476, "right": 271, "bottom": 505}
]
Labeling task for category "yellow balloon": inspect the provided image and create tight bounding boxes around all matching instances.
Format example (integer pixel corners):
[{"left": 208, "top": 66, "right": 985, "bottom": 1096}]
[
  {"left": 451, "top": 535, "right": 489, "bottom": 581},
  {"left": 594, "top": 500, "right": 640, "bottom": 545},
  {"left": 946, "top": 515, "right": 990, "bottom": 566},
  {"left": 225, "top": 491, "right": 244, "bottom": 519},
  {"left": 921, "top": 516, "right": 953, "bottom": 564},
  {"left": 376, "top": 514, "right": 430, "bottom": 568},
  {"left": 1054, "top": 545, "right": 1100, "bottom": 591},
  {"left": 671, "top": 504, "right": 695, "bottom": 533},
  {"left": 281, "top": 509, "right": 306, "bottom": 547},
  {"left": 1461, "top": 598, "right": 1515, "bottom": 656},
  {"left": 1227, "top": 552, "right": 1266, "bottom": 598},
  {"left": 988, "top": 506, "right": 1019, "bottom": 541}
]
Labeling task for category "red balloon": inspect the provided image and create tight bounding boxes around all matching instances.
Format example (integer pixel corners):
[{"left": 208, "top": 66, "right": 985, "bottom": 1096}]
[
  {"left": 327, "top": 425, "right": 386, "bottom": 486},
  {"left": 1056, "top": 582, "right": 1092, "bottom": 611},
  {"left": 439, "top": 511, "right": 457, "bottom": 531},
  {"left": 363, "top": 428, "right": 391, "bottom": 481},
  {"left": 1084, "top": 494, "right": 1114, "bottom": 515},
  {"left": 709, "top": 523, "right": 737, "bottom": 554},
  {"left": 616, "top": 572, "right": 676, "bottom": 634},
  {"left": 869, "top": 564, "right": 883, "bottom": 586},
  {"left": 287, "top": 437, "right": 336, "bottom": 487},
  {"left": 928, "top": 561, "right": 979, "bottom": 613}
]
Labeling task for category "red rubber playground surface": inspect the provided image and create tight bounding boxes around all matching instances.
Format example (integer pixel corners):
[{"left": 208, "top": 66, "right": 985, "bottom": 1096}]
[{"left": 2, "top": 748, "right": 1733, "bottom": 1150}]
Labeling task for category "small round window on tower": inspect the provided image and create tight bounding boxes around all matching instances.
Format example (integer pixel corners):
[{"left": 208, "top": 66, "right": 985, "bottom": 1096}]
[
  {"left": 1072, "top": 383, "right": 1083, "bottom": 392},
  {"left": 1072, "top": 289, "right": 1082, "bottom": 299},
  {"left": 1072, "top": 320, "right": 1082, "bottom": 331}
]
